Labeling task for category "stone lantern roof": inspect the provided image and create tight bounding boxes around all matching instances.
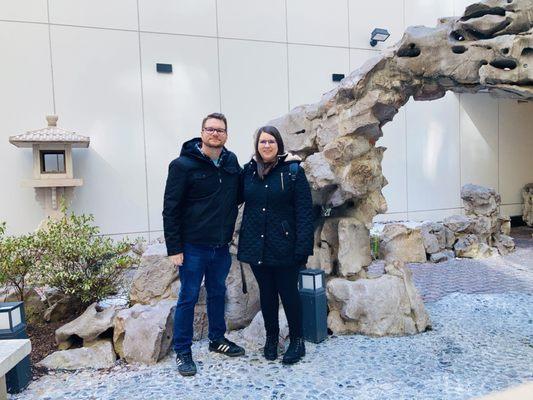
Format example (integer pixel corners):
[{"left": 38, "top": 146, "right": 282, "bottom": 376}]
[{"left": 9, "top": 115, "right": 90, "bottom": 148}]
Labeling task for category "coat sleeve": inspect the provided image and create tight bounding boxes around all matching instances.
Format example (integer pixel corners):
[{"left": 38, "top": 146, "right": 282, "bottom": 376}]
[
  {"left": 294, "top": 165, "right": 314, "bottom": 258},
  {"left": 163, "top": 160, "right": 187, "bottom": 256}
]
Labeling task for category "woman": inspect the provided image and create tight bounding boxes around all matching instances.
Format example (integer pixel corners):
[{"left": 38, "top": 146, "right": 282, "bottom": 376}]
[{"left": 237, "top": 125, "right": 314, "bottom": 364}]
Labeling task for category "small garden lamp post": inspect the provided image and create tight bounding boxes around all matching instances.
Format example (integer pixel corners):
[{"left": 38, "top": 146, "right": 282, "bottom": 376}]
[
  {"left": 0, "top": 302, "right": 31, "bottom": 393},
  {"left": 9, "top": 115, "right": 90, "bottom": 223},
  {"left": 298, "top": 269, "right": 328, "bottom": 343}
]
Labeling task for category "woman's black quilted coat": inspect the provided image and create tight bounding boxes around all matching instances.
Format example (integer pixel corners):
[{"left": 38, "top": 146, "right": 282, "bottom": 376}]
[{"left": 237, "top": 155, "right": 314, "bottom": 267}]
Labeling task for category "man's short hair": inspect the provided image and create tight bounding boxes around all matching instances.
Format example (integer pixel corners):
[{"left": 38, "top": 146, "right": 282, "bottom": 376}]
[{"left": 202, "top": 113, "right": 227, "bottom": 131}]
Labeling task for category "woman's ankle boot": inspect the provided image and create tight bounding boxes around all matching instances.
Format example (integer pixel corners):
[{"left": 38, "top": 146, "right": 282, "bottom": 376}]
[
  {"left": 264, "top": 334, "right": 278, "bottom": 360},
  {"left": 282, "top": 337, "right": 305, "bottom": 364}
]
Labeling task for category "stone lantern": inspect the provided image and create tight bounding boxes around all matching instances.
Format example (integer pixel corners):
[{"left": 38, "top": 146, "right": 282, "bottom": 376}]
[{"left": 9, "top": 115, "right": 90, "bottom": 221}]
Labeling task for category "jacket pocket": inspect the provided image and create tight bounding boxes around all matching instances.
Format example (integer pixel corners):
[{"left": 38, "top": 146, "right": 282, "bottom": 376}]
[{"left": 189, "top": 171, "right": 218, "bottom": 199}]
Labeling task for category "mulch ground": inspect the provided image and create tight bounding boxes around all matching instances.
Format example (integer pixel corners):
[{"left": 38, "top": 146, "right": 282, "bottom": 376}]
[{"left": 26, "top": 316, "right": 77, "bottom": 379}]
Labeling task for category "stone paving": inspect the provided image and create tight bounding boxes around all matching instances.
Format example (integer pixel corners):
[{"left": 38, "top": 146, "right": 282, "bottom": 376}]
[{"left": 10, "top": 228, "right": 533, "bottom": 400}]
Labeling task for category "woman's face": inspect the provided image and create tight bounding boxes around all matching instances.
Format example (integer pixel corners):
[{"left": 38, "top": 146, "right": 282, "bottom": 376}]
[{"left": 257, "top": 132, "right": 278, "bottom": 163}]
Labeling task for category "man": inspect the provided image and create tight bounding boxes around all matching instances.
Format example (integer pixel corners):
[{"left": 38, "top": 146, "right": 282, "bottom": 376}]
[{"left": 163, "top": 113, "right": 245, "bottom": 377}]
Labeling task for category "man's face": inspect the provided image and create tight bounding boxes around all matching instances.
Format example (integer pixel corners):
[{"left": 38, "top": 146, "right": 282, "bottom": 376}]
[{"left": 201, "top": 118, "right": 227, "bottom": 149}]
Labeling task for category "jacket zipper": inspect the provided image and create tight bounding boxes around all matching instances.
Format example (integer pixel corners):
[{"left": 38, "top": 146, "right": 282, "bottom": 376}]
[{"left": 281, "top": 172, "right": 284, "bottom": 191}]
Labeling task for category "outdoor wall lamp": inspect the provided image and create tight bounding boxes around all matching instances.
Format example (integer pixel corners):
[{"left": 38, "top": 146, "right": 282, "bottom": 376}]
[{"left": 370, "top": 28, "right": 390, "bottom": 47}]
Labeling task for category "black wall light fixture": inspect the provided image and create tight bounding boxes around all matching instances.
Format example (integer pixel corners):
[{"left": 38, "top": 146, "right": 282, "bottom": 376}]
[
  {"left": 332, "top": 73, "right": 345, "bottom": 82},
  {"left": 370, "top": 28, "right": 390, "bottom": 47},
  {"left": 156, "top": 63, "right": 173, "bottom": 73}
]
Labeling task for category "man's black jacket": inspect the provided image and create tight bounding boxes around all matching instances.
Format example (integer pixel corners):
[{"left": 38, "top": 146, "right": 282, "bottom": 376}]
[
  {"left": 237, "top": 155, "right": 314, "bottom": 267},
  {"left": 163, "top": 138, "right": 241, "bottom": 256}
]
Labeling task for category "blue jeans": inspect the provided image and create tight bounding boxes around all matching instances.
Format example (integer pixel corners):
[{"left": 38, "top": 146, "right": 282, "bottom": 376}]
[{"left": 173, "top": 243, "right": 232, "bottom": 354}]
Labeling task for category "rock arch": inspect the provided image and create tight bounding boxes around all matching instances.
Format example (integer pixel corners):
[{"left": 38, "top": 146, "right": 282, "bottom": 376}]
[{"left": 270, "top": 0, "right": 532, "bottom": 228}]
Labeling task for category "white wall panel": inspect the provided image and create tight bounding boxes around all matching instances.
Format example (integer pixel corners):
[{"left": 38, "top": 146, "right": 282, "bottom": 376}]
[
  {"left": 349, "top": 48, "right": 380, "bottom": 72},
  {"left": 288, "top": 44, "right": 348, "bottom": 109},
  {"left": 139, "top": 0, "right": 217, "bottom": 36},
  {"left": 460, "top": 93, "right": 499, "bottom": 191},
  {"left": 0, "top": 22, "right": 54, "bottom": 234},
  {"left": 409, "top": 208, "right": 463, "bottom": 222},
  {"left": 379, "top": 108, "right": 408, "bottom": 214},
  {"left": 287, "top": 0, "right": 349, "bottom": 47},
  {"left": 406, "top": 93, "right": 461, "bottom": 212},
  {"left": 349, "top": 0, "right": 404, "bottom": 50},
  {"left": 51, "top": 26, "right": 147, "bottom": 235},
  {"left": 500, "top": 204, "right": 522, "bottom": 218},
  {"left": 373, "top": 213, "right": 409, "bottom": 223},
  {"left": 219, "top": 39, "right": 288, "bottom": 162},
  {"left": 141, "top": 33, "right": 220, "bottom": 232},
  {"left": 49, "top": 0, "right": 138, "bottom": 30},
  {"left": 405, "top": 0, "right": 454, "bottom": 28},
  {"left": 0, "top": 0, "right": 47, "bottom": 23},
  {"left": 217, "top": 0, "right": 286, "bottom": 42},
  {"left": 498, "top": 99, "right": 533, "bottom": 206}
]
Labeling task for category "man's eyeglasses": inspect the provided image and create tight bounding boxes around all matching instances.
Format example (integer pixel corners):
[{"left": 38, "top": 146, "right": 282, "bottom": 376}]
[
  {"left": 203, "top": 127, "right": 227, "bottom": 134},
  {"left": 259, "top": 140, "right": 277, "bottom": 146}
]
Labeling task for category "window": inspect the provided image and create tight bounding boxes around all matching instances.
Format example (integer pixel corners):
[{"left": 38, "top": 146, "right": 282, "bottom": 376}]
[{"left": 40, "top": 150, "right": 66, "bottom": 173}]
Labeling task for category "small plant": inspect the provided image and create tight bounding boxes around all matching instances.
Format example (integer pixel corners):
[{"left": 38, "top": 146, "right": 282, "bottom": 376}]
[
  {"left": 36, "top": 211, "right": 138, "bottom": 306},
  {"left": 0, "top": 225, "right": 41, "bottom": 302},
  {"left": 371, "top": 234, "right": 380, "bottom": 259}
]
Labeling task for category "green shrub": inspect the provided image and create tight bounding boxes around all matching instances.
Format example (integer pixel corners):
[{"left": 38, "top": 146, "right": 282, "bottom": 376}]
[
  {"left": 0, "top": 224, "right": 41, "bottom": 302},
  {"left": 35, "top": 212, "right": 137, "bottom": 306}
]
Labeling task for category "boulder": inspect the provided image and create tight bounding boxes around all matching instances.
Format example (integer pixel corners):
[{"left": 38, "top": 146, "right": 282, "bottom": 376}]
[
  {"left": 56, "top": 303, "right": 126, "bottom": 350},
  {"left": 0, "top": 287, "right": 47, "bottom": 323},
  {"left": 225, "top": 259, "right": 260, "bottom": 331},
  {"left": 461, "top": 183, "right": 500, "bottom": 217},
  {"left": 337, "top": 218, "right": 372, "bottom": 277},
  {"left": 498, "top": 215, "right": 511, "bottom": 236},
  {"left": 494, "top": 234, "right": 516, "bottom": 256},
  {"left": 523, "top": 183, "right": 533, "bottom": 227},
  {"left": 129, "top": 244, "right": 179, "bottom": 305},
  {"left": 113, "top": 300, "right": 175, "bottom": 364},
  {"left": 430, "top": 250, "right": 455, "bottom": 263},
  {"left": 37, "top": 339, "right": 116, "bottom": 370},
  {"left": 443, "top": 215, "right": 474, "bottom": 234},
  {"left": 326, "top": 261, "right": 430, "bottom": 336},
  {"left": 454, "top": 235, "right": 495, "bottom": 258},
  {"left": 240, "top": 308, "right": 289, "bottom": 350},
  {"left": 379, "top": 224, "right": 426, "bottom": 263},
  {"left": 43, "top": 294, "right": 82, "bottom": 323},
  {"left": 420, "top": 222, "right": 446, "bottom": 254}
]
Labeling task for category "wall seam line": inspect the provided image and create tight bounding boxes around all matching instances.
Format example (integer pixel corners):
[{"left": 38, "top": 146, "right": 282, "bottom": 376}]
[
  {"left": 284, "top": 0, "right": 291, "bottom": 111},
  {"left": 215, "top": 0, "right": 223, "bottom": 113},
  {"left": 46, "top": 0, "right": 56, "bottom": 114},
  {"left": 136, "top": 0, "right": 151, "bottom": 241}
]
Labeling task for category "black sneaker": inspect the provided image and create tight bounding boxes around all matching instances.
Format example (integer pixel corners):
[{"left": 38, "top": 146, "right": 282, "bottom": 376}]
[
  {"left": 264, "top": 334, "right": 278, "bottom": 361},
  {"left": 176, "top": 352, "right": 197, "bottom": 376},
  {"left": 209, "top": 337, "right": 245, "bottom": 357},
  {"left": 282, "top": 337, "right": 305, "bottom": 365}
]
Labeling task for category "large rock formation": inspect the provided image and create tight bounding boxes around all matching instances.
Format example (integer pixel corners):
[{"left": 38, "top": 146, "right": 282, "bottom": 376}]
[
  {"left": 523, "top": 183, "right": 533, "bottom": 226},
  {"left": 269, "top": 0, "right": 533, "bottom": 227},
  {"left": 267, "top": 0, "right": 532, "bottom": 339},
  {"left": 327, "top": 261, "right": 431, "bottom": 336}
]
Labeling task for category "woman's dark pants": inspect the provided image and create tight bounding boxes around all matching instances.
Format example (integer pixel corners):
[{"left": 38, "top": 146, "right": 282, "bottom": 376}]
[{"left": 250, "top": 264, "right": 303, "bottom": 339}]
